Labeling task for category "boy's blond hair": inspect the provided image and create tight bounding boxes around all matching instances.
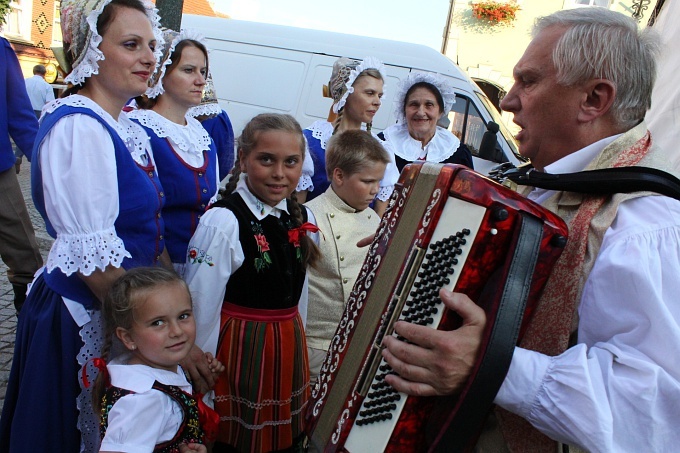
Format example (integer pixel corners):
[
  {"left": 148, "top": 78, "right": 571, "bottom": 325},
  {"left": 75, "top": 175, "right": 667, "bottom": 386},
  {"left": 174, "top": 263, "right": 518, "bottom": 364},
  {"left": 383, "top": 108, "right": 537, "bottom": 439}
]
[{"left": 325, "top": 130, "right": 390, "bottom": 179}]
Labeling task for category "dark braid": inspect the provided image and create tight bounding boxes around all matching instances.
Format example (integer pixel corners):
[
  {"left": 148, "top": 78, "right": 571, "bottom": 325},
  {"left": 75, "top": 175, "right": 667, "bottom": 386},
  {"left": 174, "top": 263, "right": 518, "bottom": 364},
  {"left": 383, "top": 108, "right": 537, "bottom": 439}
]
[
  {"left": 221, "top": 155, "right": 241, "bottom": 198},
  {"left": 332, "top": 108, "right": 344, "bottom": 136}
]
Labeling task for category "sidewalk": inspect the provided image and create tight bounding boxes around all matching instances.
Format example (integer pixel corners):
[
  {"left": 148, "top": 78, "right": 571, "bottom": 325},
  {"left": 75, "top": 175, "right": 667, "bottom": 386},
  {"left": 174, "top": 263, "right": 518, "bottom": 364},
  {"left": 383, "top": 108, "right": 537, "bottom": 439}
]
[{"left": 0, "top": 160, "right": 53, "bottom": 413}]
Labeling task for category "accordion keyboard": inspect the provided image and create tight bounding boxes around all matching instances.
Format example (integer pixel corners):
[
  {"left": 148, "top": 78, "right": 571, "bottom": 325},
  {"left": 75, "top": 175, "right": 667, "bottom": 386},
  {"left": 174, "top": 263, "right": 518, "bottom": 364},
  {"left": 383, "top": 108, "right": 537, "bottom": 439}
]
[{"left": 344, "top": 196, "right": 486, "bottom": 452}]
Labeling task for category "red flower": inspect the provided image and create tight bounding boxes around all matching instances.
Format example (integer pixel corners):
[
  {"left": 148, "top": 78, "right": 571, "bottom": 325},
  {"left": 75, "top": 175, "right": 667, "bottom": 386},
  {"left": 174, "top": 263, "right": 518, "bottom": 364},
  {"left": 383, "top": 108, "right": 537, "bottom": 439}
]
[
  {"left": 254, "top": 234, "right": 270, "bottom": 252},
  {"left": 189, "top": 249, "right": 197, "bottom": 259}
]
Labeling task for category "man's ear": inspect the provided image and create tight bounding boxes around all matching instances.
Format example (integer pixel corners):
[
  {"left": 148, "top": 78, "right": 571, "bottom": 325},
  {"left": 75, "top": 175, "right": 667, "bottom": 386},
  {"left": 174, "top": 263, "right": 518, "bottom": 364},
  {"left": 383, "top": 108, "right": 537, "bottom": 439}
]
[
  {"left": 578, "top": 79, "right": 616, "bottom": 123},
  {"left": 116, "top": 327, "right": 136, "bottom": 351},
  {"left": 332, "top": 167, "right": 345, "bottom": 187}
]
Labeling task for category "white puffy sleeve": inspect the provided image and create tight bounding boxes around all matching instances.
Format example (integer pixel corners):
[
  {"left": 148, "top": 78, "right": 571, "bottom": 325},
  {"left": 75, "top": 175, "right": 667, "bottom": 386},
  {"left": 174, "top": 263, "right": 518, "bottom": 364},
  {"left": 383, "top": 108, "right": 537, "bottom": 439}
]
[
  {"left": 39, "top": 114, "right": 131, "bottom": 276},
  {"left": 184, "top": 207, "right": 244, "bottom": 356}
]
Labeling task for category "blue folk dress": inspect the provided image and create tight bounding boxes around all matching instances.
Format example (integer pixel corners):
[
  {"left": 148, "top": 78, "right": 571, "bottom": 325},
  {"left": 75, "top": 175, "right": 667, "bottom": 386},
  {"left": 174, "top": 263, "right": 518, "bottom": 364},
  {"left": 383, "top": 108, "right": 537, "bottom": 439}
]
[
  {"left": 0, "top": 95, "right": 166, "bottom": 453},
  {"left": 128, "top": 109, "right": 218, "bottom": 274}
]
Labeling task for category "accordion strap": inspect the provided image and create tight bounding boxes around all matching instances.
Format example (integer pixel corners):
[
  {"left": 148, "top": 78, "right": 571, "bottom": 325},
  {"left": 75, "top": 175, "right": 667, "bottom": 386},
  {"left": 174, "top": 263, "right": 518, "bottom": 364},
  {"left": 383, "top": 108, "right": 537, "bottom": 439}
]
[
  {"left": 502, "top": 165, "right": 680, "bottom": 201},
  {"left": 433, "top": 214, "right": 544, "bottom": 452}
]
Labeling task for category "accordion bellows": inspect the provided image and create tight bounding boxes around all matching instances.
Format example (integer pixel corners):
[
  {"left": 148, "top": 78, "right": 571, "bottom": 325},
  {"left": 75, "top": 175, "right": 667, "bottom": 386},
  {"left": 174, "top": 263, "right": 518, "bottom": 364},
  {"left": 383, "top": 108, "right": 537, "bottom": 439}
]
[{"left": 305, "top": 163, "right": 568, "bottom": 452}]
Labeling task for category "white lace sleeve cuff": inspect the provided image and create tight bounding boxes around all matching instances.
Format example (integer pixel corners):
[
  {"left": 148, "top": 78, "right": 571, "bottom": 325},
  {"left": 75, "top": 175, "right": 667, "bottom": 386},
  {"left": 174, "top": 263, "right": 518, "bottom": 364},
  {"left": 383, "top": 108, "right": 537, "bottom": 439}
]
[
  {"left": 376, "top": 185, "right": 394, "bottom": 202},
  {"left": 47, "top": 227, "right": 132, "bottom": 276},
  {"left": 296, "top": 174, "right": 314, "bottom": 192}
]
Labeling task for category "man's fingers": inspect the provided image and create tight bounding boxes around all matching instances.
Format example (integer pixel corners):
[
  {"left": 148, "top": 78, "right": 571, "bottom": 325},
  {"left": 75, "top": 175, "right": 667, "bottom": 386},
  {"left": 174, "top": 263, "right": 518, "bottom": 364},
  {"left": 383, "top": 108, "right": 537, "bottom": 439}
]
[{"left": 440, "top": 289, "right": 486, "bottom": 327}]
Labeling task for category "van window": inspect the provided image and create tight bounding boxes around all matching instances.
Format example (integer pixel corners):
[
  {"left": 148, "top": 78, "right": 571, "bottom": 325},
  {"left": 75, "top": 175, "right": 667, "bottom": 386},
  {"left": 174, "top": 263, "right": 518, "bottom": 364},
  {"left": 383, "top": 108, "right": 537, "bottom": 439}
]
[{"left": 447, "top": 95, "right": 486, "bottom": 156}]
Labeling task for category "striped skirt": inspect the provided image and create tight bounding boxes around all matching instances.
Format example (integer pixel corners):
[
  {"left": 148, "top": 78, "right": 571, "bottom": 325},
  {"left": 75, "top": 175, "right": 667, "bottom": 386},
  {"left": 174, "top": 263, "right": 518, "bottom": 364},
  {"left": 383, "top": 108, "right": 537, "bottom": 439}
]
[{"left": 214, "top": 302, "right": 310, "bottom": 453}]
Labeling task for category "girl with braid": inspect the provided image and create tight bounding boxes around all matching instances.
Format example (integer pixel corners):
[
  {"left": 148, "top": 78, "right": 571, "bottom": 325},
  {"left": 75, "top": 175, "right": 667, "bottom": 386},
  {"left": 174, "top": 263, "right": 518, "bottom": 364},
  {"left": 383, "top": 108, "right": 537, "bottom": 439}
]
[
  {"left": 301, "top": 57, "right": 399, "bottom": 216},
  {"left": 94, "top": 267, "right": 222, "bottom": 453},
  {"left": 184, "top": 113, "right": 321, "bottom": 453}
]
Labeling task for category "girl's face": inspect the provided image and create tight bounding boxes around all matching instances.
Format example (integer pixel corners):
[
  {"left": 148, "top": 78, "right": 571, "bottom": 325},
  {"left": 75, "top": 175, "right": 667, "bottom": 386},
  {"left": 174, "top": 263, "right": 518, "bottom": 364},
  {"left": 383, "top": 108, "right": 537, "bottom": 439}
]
[
  {"left": 239, "top": 130, "right": 304, "bottom": 207},
  {"left": 117, "top": 281, "right": 196, "bottom": 373},
  {"left": 161, "top": 45, "right": 207, "bottom": 111},
  {"left": 344, "top": 75, "right": 384, "bottom": 126},
  {"left": 88, "top": 6, "right": 157, "bottom": 107},
  {"left": 405, "top": 86, "right": 443, "bottom": 144}
]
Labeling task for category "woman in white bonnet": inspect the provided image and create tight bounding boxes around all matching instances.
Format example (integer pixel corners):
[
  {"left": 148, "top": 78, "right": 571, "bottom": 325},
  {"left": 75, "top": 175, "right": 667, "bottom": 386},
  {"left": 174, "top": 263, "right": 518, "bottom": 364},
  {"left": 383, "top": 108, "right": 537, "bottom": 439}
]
[
  {"left": 128, "top": 29, "right": 219, "bottom": 279},
  {"left": 377, "top": 72, "right": 474, "bottom": 171},
  {"left": 302, "top": 56, "right": 399, "bottom": 216},
  {"left": 0, "top": 0, "right": 167, "bottom": 451}
]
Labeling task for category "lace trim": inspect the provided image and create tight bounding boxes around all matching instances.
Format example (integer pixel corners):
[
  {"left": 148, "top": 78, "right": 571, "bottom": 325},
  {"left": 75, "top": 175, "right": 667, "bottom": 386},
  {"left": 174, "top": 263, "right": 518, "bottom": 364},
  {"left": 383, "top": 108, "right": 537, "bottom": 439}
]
[
  {"left": 43, "top": 95, "right": 151, "bottom": 163},
  {"left": 392, "top": 72, "right": 457, "bottom": 125},
  {"left": 334, "top": 56, "right": 387, "bottom": 114},
  {"left": 128, "top": 109, "right": 212, "bottom": 156},
  {"left": 65, "top": 0, "right": 164, "bottom": 86},
  {"left": 147, "top": 28, "right": 208, "bottom": 98},
  {"left": 296, "top": 174, "right": 314, "bottom": 192},
  {"left": 214, "top": 381, "right": 309, "bottom": 409},
  {"left": 218, "top": 401, "right": 308, "bottom": 431},
  {"left": 47, "top": 227, "right": 131, "bottom": 277},
  {"left": 76, "top": 309, "right": 104, "bottom": 453},
  {"left": 307, "top": 121, "right": 334, "bottom": 150},
  {"left": 383, "top": 123, "right": 460, "bottom": 164},
  {"left": 377, "top": 185, "right": 394, "bottom": 202},
  {"left": 187, "top": 102, "right": 221, "bottom": 119}
]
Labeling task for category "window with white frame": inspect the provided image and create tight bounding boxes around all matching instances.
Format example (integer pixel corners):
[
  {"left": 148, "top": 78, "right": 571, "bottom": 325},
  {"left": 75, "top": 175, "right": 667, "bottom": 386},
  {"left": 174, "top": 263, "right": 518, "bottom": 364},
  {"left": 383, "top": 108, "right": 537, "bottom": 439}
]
[
  {"left": 4, "top": 0, "right": 32, "bottom": 41},
  {"left": 52, "top": 0, "right": 62, "bottom": 46}
]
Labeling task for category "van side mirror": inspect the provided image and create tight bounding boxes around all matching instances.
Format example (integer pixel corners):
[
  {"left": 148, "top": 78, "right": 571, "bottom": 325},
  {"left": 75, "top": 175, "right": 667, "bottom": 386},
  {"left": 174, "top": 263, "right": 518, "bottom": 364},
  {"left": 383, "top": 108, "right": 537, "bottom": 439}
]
[{"left": 478, "top": 121, "right": 504, "bottom": 162}]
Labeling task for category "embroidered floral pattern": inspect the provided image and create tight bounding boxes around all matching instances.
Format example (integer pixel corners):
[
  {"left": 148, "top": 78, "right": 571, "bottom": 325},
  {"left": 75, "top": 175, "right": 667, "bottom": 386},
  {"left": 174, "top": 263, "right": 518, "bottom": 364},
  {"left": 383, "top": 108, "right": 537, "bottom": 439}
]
[
  {"left": 251, "top": 222, "right": 272, "bottom": 272},
  {"left": 187, "top": 246, "right": 214, "bottom": 266}
]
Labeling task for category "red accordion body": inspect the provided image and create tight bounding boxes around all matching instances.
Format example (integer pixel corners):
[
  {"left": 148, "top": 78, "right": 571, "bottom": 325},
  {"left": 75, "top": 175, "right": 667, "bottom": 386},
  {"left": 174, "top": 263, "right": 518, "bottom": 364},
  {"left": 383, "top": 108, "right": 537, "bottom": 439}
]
[{"left": 305, "top": 163, "right": 568, "bottom": 452}]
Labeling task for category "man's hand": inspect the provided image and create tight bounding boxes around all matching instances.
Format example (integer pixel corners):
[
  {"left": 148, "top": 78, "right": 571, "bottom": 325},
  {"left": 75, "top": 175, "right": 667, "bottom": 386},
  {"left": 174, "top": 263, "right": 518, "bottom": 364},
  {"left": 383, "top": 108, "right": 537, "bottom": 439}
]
[
  {"left": 180, "top": 345, "right": 216, "bottom": 394},
  {"left": 381, "top": 289, "right": 486, "bottom": 396},
  {"left": 179, "top": 443, "right": 207, "bottom": 452}
]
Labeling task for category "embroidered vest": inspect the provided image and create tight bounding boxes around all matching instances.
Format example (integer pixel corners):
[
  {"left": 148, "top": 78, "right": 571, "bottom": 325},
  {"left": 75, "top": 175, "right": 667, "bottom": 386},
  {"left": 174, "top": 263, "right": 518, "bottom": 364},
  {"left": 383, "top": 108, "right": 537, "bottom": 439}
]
[
  {"left": 216, "top": 193, "right": 307, "bottom": 310},
  {"left": 100, "top": 381, "right": 204, "bottom": 452}
]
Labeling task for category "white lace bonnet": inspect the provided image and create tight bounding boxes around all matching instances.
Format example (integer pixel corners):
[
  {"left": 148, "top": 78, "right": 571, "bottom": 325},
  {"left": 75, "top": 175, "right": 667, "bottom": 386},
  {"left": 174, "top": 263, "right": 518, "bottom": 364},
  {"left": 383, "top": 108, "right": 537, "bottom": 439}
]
[
  {"left": 145, "top": 28, "right": 209, "bottom": 99},
  {"left": 393, "top": 71, "right": 457, "bottom": 124},
  {"left": 330, "top": 56, "right": 387, "bottom": 114},
  {"left": 60, "top": 0, "right": 164, "bottom": 86}
]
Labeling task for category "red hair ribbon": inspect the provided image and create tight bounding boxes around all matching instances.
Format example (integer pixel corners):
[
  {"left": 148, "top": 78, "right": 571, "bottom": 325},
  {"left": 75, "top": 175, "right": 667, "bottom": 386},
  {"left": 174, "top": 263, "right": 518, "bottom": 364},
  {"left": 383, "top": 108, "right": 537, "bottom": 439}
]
[
  {"left": 194, "top": 393, "right": 220, "bottom": 442},
  {"left": 288, "top": 222, "right": 320, "bottom": 246},
  {"left": 81, "top": 357, "right": 108, "bottom": 388}
]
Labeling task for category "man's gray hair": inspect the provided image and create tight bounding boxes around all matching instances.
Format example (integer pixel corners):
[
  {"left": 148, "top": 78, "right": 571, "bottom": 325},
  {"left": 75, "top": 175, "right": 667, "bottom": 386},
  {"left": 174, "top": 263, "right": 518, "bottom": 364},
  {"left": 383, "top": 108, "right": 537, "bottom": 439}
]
[{"left": 535, "top": 8, "right": 660, "bottom": 129}]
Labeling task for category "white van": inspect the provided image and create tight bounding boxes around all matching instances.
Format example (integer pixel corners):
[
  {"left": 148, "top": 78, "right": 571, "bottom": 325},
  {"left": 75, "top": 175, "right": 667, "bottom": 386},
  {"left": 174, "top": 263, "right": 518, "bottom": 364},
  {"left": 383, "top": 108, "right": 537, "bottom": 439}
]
[{"left": 181, "top": 14, "right": 523, "bottom": 174}]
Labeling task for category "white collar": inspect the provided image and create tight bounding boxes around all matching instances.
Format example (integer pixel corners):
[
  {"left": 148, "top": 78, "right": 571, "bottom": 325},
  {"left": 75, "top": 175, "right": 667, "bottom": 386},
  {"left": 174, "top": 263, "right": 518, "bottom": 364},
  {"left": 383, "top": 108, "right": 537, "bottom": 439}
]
[
  {"left": 107, "top": 354, "right": 191, "bottom": 393},
  {"left": 43, "top": 95, "right": 150, "bottom": 163},
  {"left": 383, "top": 123, "right": 460, "bottom": 163},
  {"left": 528, "top": 134, "right": 623, "bottom": 204},
  {"left": 127, "top": 109, "right": 212, "bottom": 158},
  {"left": 235, "top": 173, "right": 290, "bottom": 220},
  {"left": 306, "top": 120, "right": 335, "bottom": 150},
  {"left": 543, "top": 134, "right": 623, "bottom": 174}
]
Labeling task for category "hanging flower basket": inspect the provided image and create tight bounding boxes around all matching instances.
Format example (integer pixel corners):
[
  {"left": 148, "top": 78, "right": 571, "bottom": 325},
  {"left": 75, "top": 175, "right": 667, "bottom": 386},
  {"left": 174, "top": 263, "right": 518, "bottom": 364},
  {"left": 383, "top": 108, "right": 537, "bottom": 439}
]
[{"left": 472, "top": 1, "right": 520, "bottom": 24}]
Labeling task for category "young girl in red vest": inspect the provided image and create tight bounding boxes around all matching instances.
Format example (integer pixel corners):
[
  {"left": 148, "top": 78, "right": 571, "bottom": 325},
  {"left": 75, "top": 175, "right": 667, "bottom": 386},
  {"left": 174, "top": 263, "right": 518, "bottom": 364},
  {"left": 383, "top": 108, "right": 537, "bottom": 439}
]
[
  {"left": 184, "top": 113, "right": 320, "bottom": 453},
  {"left": 93, "top": 266, "right": 222, "bottom": 452}
]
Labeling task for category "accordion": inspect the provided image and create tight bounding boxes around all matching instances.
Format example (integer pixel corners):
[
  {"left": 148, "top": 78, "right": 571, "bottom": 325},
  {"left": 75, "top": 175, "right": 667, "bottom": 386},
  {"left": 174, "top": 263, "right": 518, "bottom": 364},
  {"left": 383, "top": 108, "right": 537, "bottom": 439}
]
[{"left": 305, "top": 163, "right": 568, "bottom": 452}]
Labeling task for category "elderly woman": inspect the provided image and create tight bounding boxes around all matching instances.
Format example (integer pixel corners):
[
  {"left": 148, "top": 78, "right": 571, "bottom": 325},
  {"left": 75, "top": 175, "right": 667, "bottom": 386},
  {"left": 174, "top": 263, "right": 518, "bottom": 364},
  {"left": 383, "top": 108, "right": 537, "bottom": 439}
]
[
  {"left": 378, "top": 72, "right": 473, "bottom": 171},
  {"left": 302, "top": 56, "right": 399, "bottom": 215}
]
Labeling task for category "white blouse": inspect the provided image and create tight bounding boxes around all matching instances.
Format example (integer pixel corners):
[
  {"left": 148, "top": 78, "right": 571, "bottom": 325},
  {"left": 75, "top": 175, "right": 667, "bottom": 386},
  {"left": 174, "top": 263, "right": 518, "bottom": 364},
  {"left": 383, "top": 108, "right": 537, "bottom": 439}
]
[
  {"left": 38, "top": 95, "right": 155, "bottom": 277},
  {"left": 100, "top": 355, "right": 193, "bottom": 452}
]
